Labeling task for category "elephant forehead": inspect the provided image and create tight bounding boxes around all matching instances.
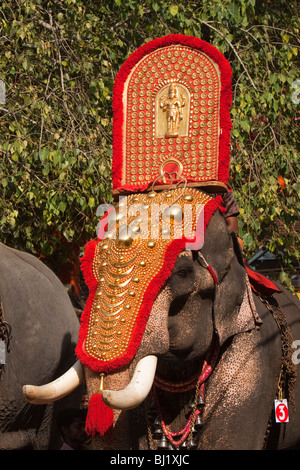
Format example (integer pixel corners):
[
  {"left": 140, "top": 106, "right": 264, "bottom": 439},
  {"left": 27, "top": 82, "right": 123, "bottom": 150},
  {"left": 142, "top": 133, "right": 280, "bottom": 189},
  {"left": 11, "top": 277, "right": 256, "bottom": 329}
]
[{"left": 76, "top": 188, "right": 223, "bottom": 373}]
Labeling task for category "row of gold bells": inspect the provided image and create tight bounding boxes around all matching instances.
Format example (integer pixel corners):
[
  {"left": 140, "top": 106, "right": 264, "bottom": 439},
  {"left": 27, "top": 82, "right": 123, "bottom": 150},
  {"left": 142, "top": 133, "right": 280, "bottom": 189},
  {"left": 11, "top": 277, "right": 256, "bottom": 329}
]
[{"left": 146, "top": 394, "right": 205, "bottom": 450}]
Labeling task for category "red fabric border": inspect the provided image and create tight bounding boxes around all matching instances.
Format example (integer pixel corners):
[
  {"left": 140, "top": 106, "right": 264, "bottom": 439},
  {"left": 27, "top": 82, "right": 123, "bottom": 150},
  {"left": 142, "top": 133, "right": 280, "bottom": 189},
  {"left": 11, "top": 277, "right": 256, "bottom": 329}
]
[
  {"left": 112, "top": 34, "right": 232, "bottom": 192},
  {"left": 75, "top": 196, "right": 223, "bottom": 373}
]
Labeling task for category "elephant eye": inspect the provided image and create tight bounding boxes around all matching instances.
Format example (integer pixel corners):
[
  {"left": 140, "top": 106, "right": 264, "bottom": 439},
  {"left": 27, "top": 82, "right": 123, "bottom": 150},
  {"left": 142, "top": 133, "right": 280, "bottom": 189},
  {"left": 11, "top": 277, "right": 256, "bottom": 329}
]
[{"left": 174, "top": 267, "right": 193, "bottom": 278}]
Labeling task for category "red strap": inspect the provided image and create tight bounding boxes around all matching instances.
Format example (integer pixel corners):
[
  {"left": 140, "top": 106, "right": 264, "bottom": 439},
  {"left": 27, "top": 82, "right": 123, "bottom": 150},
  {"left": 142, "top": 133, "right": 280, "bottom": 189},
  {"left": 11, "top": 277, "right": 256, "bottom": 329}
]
[
  {"left": 197, "top": 252, "right": 218, "bottom": 284},
  {"left": 207, "top": 265, "right": 218, "bottom": 284}
]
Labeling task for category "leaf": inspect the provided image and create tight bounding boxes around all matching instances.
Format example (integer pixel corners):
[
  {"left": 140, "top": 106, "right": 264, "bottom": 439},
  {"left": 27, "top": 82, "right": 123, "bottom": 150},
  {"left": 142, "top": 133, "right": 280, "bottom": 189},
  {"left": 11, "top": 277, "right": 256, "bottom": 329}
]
[
  {"left": 58, "top": 201, "right": 67, "bottom": 213},
  {"left": 169, "top": 5, "right": 178, "bottom": 16},
  {"left": 22, "top": 57, "right": 29, "bottom": 70},
  {"left": 228, "top": 3, "right": 241, "bottom": 23},
  {"left": 39, "top": 149, "right": 49, "bottom": 161},
  {"left": 240, "top": 120, "right": 250, "bottom": 133}
]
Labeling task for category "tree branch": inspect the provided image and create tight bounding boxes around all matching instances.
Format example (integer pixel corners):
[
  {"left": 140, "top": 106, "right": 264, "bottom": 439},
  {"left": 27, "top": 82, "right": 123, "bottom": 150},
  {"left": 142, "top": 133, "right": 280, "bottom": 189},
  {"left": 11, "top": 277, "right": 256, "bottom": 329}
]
[{"left": 201, "top": 20, "right": 257, "bottom": 90}]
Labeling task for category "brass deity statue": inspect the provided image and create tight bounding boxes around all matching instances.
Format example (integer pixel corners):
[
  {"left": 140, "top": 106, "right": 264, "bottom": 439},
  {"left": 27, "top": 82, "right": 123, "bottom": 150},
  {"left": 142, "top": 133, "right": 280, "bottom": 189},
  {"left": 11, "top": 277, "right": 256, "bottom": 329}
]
[{"left": 159, "top": 83, "right": 186, "bottom": 138}]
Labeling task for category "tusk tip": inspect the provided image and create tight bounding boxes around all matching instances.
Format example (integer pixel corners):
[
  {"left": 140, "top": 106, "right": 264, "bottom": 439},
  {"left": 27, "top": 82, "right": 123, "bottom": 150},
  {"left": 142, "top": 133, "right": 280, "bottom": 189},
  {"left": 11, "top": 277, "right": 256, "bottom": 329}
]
[
  {"left": 22, "top": 385, "right": 36, "bottom": 402},
  {"left": 21, "top": 361, "right": 84, "bottom": 405}
]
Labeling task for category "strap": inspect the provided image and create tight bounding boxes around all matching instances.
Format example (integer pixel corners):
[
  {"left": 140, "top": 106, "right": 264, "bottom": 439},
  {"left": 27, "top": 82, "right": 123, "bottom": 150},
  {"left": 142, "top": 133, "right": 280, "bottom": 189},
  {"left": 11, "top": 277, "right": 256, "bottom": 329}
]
[{"left": 196, "top": 252, "right": 218, "bottom": 284}]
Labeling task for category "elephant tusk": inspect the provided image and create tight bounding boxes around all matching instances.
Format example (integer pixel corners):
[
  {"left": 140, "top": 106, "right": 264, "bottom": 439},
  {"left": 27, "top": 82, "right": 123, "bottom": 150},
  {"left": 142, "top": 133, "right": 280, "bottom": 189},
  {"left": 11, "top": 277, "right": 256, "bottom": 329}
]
[
  {"left": 22, "top": 360, "right": 84, "bottom": 405},
  {"left": 101, "top": 355, "right": 157, "bottom": 410}
]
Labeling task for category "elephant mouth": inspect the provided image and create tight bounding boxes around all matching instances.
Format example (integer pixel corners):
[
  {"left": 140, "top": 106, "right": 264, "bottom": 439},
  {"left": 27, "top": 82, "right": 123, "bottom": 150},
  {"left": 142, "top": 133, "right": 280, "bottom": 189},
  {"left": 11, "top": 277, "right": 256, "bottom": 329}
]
[
  {"left": 159, "top": 347, "right": 194, "bottom": 362},
  {"left": 156, "top": 352, "right": 204, "bottom": 387}
]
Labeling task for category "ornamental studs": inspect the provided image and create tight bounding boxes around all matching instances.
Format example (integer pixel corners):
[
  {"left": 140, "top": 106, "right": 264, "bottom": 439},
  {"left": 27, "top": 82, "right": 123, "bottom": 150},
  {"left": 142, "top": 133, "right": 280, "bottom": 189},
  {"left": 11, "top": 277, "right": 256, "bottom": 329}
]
[
  {"left": 183, "top": 194, "right": 193, "bottom": 202},
  {"left": 124, "top": 44, "right": 220, "bottom": 187},
  {"left": 87, "top": 188, "right": 213, "bottom": 363}
]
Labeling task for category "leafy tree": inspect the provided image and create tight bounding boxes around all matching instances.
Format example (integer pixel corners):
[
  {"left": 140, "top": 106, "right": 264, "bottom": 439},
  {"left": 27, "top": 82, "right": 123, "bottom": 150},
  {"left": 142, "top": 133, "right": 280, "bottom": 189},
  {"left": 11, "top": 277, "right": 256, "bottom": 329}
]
[{"left": 0, "top": 0, "right": 299, "bottom": 290}]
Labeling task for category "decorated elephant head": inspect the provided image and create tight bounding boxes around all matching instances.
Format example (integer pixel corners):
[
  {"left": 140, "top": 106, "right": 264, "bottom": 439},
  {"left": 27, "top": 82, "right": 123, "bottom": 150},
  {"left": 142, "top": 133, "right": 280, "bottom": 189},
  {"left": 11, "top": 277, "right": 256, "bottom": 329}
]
[
  {"left": 23, "top": 35, "right": 262, "bottom": 449},
  {"left": 23, "top": 191, "right": 260, "bottom": 449}
]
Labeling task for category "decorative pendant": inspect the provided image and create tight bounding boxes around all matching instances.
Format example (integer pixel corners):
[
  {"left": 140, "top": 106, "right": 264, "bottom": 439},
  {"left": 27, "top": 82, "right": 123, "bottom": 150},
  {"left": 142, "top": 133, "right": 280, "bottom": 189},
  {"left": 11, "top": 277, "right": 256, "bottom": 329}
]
[
  {"left": 180, "top": 437, "right": 198, "bottom": 449},
  {"left": 197, "top": 394, "right": 205, "bottom": 406},
  {"left": 146, "top": 336, "right": 220, "bottom": 450},
  {"left": 152, "top": 417, "right": 163, "bottom": 439},
  {"left": 158, "top": 435, "right": 173, "bottom": 450},
  {"left": 194, "top": 414, "right": 202, "bottom": 430},
  {"left": 148, "top": 398, "right": 204, "bottom": 450}
]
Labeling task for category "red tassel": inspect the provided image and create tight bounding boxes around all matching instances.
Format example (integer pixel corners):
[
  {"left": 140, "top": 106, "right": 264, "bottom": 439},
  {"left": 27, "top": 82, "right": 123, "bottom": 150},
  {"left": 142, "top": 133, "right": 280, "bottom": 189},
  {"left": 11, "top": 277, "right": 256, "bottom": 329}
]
[{"left": 85, "top": 394, "right": 114, "bottom": 437}]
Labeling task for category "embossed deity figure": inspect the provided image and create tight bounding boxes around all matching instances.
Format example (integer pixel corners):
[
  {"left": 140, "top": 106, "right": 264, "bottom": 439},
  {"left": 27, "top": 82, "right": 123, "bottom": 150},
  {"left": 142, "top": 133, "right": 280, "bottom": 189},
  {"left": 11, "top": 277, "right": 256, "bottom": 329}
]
[{"left": 159, "top": 83, "right": 185, "bottom": 138}]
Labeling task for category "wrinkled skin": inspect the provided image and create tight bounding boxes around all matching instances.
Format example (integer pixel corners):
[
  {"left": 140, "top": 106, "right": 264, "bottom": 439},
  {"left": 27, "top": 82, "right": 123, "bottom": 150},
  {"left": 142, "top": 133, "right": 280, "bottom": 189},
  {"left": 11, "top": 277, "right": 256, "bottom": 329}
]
[
  {"left": 87, "top": 212, "right": 300, "bottom": 450},
  {"left": 0, "top": 243, "right": 82, "bottom": 450}
]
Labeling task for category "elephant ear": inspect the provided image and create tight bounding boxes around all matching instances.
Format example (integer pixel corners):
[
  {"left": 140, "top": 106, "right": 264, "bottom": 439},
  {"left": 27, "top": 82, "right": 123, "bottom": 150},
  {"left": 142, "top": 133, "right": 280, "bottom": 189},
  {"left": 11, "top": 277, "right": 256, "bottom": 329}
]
[{"left": 201, "top": 212, "right": 260, "bottom": 346}]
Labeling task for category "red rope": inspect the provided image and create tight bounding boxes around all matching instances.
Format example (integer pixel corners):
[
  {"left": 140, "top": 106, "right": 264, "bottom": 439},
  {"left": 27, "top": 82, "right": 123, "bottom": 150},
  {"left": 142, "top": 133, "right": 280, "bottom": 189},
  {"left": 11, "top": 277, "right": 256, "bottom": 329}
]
[{"left": 154, "top": 337, "right": 220, "bottom": 448}]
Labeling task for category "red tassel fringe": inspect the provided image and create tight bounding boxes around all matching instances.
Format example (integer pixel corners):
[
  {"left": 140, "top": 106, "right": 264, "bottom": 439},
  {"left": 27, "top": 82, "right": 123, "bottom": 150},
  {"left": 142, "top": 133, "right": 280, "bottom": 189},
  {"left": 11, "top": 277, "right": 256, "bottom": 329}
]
[{"left": 85, "top": 394, "right": 114, "bottom": 437}]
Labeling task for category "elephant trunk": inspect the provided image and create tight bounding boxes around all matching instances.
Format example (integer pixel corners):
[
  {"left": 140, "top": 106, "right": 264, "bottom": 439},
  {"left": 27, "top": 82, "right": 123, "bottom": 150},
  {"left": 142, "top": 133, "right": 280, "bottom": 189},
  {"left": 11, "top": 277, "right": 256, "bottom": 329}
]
[
  {"left": 101, "top": 355, "right": 157, "bottom": 410},
  {"left": 22, "top": 360, "right": 84, "bottom": 404},
  {"left": 99, "top": 287, "right": 171, "bottom": 410}
]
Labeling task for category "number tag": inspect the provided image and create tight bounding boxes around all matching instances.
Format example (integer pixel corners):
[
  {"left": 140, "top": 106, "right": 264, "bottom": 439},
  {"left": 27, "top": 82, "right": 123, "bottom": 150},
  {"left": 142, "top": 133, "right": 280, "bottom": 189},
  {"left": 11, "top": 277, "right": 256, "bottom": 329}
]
[{"left": 275, "top": 399, "right": 289, "bottom": 423}]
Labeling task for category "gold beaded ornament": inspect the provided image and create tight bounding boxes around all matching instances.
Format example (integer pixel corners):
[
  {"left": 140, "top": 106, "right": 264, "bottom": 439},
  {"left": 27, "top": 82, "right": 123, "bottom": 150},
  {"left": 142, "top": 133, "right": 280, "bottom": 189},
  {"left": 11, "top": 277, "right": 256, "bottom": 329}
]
[
  {"left": 76, "top": 34, "right": 233, "bottom": 438},
  {"left": 83, "top": 187, "right": 212, "bottom": 368},
  {"left": 76, "top": 34, "right": 232, "bottom": 374},
  {"left": 111, "top": 34, "right": 232, "bottom": 197}
]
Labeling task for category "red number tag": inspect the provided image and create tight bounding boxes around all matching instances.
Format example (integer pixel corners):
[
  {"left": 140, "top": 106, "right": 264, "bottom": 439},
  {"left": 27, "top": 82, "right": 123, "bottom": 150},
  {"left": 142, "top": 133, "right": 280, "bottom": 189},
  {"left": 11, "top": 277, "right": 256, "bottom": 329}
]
[{"left": 275, "top": 399, "right": 289, "bottom": 423}]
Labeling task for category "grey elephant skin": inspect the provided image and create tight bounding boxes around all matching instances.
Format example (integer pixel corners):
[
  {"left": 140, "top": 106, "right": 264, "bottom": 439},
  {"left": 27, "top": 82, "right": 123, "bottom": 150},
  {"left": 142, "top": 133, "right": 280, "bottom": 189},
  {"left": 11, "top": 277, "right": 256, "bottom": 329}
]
[
  {"left": 0, "top": 243, "right": 82, "bottom": 450},
  {"left": 89, "top": 211, "right": 300, "bottom": 450}
]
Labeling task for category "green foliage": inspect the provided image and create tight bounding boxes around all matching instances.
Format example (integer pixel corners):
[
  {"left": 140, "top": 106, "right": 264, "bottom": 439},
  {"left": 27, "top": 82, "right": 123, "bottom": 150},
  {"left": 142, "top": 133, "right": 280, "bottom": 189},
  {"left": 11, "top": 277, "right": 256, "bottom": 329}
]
[{"left": 0, "top": 0, "right": 299, "bottom": 280}]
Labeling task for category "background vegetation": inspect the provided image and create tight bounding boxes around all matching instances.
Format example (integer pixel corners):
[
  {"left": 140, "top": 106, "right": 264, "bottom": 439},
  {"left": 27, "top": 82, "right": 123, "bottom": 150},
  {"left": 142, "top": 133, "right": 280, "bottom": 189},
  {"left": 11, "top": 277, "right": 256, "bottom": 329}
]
[{"left": 0, "top": 0, "right": 299, "bottom": 291}]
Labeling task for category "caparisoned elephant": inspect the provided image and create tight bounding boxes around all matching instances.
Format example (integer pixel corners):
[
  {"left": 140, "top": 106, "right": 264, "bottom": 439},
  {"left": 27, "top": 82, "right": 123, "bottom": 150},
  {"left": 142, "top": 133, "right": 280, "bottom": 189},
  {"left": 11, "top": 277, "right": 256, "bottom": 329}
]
[
  {"left": 22, "top": 33, "right": 300, "bottom": 450},
  {"left": 23, "top": 195, "right": 300, "bottom": 450},
  {"left": 0, "top": 243, "right": 82, "bottom": 450}
]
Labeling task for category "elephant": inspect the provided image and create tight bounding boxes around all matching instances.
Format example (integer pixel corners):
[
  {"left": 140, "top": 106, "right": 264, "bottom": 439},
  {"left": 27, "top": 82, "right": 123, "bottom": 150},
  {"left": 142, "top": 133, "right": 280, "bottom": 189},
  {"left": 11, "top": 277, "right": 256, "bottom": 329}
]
[
  {"left": 0, "top": 242, "right": 83, "bottom": 450},
  {"left": 22, "top": 193, "right": 300, "bottom": 451}
]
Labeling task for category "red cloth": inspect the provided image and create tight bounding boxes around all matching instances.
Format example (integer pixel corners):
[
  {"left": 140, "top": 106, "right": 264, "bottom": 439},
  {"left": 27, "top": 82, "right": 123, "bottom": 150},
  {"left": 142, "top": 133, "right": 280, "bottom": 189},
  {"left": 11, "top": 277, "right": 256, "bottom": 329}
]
[{"left": 245, "top": 267, "right": 281, "bottom": 296}]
